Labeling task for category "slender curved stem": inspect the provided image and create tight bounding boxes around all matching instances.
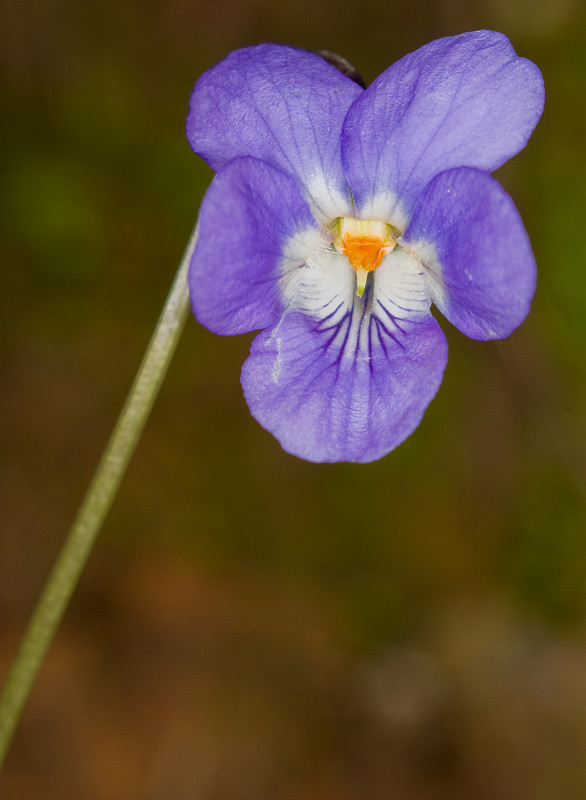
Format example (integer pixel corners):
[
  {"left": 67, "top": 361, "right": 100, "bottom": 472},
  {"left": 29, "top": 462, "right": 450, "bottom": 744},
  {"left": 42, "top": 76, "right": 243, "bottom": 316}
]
[{"left": 0, "top": 223, "right": 198, "bottom": 769}]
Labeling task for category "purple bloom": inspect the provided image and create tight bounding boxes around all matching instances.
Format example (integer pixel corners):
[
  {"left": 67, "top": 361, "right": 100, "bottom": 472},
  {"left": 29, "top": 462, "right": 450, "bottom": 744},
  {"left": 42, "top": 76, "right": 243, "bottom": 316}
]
[{"left": 186, "top": 31, "right": 544, "bottom": 463}]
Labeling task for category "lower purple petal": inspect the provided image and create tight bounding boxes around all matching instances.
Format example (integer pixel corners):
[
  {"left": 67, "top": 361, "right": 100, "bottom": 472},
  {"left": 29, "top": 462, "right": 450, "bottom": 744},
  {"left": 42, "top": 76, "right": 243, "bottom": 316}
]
[
  {"left": 241, "top": 306, "right": 448, "bottom": 463},
  {"left": 404, "top": 167, "right": 537, "bottom": 340}
]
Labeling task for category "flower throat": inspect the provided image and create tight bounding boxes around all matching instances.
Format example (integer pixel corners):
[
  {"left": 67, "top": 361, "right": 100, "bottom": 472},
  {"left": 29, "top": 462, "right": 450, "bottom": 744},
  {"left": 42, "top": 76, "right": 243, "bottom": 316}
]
[{"left": 332, "top": 217, "right": 397, "bottom": 297}]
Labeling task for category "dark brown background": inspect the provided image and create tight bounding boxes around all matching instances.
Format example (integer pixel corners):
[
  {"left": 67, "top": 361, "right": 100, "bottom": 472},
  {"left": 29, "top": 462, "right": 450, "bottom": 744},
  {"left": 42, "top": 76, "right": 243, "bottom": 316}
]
[{"left": 1, "top": 0, "right": 585, "bottom": 797}]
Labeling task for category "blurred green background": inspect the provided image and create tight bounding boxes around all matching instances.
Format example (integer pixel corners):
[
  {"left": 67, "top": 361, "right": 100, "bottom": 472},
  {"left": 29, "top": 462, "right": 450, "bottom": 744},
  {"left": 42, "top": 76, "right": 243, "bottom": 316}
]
[{"left": 1, "top": 0, "right": 585, "bottom": 797}]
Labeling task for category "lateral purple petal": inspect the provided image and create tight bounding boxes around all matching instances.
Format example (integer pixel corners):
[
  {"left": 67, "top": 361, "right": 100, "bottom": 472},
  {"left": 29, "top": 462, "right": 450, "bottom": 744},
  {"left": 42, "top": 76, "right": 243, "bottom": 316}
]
[
  {"left": 342, "top": 30, "right": 544, "bottom": 219},
  {"left": 404, "top": 167, "right": 537, "bottom": 340},
  {"left": 189, "top": 157, "right": 317, "bottom": 336},
  {"left": 241, "top": 308, "right": 448, "bottom": 463},
  {"left": 187, "top": 45, "right": 363, "bottom": 218}
]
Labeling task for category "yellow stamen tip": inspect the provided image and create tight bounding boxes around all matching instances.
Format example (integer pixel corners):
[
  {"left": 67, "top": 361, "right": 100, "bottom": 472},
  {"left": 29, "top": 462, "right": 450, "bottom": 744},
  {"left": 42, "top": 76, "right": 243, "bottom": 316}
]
[{"left": 355, "top": 267, "right": 368, "bottom": 297}]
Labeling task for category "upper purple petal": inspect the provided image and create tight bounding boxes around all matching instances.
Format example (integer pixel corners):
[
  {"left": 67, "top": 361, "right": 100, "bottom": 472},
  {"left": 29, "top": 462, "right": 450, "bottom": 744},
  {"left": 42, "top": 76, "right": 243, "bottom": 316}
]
[
  {"left": 187, "top": 45, "right": 363, "bottom": 219},
  {"left": 342, "top": 30, "right": 544, "bottom": 221},
  {"left": 241, "top": 292, "right": 448, "bottom": 463},
  {"left": 189, "top": 156, "right": 318, "bottom": 336},
  {"left": 403, "top": 167, "right": 537, "bottom": 340}
]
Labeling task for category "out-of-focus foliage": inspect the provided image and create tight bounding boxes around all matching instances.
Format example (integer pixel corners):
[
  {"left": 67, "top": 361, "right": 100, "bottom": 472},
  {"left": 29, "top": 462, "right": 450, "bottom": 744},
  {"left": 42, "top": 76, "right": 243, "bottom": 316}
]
[{"left": 1, "top": 0, "right": 585, "bottom": 798}]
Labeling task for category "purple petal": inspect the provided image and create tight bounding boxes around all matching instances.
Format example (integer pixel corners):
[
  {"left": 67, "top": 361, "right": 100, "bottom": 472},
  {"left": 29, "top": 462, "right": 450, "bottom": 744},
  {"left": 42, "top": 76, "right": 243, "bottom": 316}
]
[
  {"left": 187, "top": 45, "right": 363, "bottom": 219},
  {"left": 342, "top": 31, "right": 544, "bottom": 221},
  {"left": 241, "top": 302, "right": 448, "bottom": 463},
  {"left": 189, "top": 157, "right": 318, "bottom": 336},
  {"left": 403, "top": 167, "right": 537, "bottom": 340}
]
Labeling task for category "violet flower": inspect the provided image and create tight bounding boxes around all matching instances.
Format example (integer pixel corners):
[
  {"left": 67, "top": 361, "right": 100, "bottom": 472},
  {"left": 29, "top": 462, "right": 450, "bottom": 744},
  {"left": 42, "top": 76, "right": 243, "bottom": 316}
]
[{"left": 186, "top": 31, "right": 544, "bottom": 463}]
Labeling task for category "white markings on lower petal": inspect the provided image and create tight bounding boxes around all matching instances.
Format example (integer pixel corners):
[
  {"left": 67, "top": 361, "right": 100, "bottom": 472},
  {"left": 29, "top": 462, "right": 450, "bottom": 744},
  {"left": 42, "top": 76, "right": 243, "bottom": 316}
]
[
  {"left": 289, "top": 249, "right": 355, "bottom": 322},
  {"left": 400, "top": 237, "right": 447, "bottom": 311},
  {"left": 276, "top": 224, "right": 433, "bottom": 378},
  {"left": 374, "top": 247, "right": 431, "bottom": 321},
  {"left": 279, "top": 225, "right": 353, "bottom": 315},
  {"left": 269, "top": 227, "right": 354, "bottom": 383},
  {"left": 280, "top": 225, "right": 329, "bottom": 268}
]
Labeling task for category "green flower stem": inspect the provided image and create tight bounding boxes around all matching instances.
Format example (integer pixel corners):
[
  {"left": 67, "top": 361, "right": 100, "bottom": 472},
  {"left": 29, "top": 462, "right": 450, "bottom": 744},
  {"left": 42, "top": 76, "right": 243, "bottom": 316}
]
[{"left": 0, "top": 223, "right": 198, "bottom": 769}]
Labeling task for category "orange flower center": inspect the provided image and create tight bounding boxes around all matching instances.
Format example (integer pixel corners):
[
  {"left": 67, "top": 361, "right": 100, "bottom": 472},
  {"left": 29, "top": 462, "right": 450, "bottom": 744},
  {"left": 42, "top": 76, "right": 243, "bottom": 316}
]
[{"left": 332, "top": 218, "right": 397, "bottom": 296}]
